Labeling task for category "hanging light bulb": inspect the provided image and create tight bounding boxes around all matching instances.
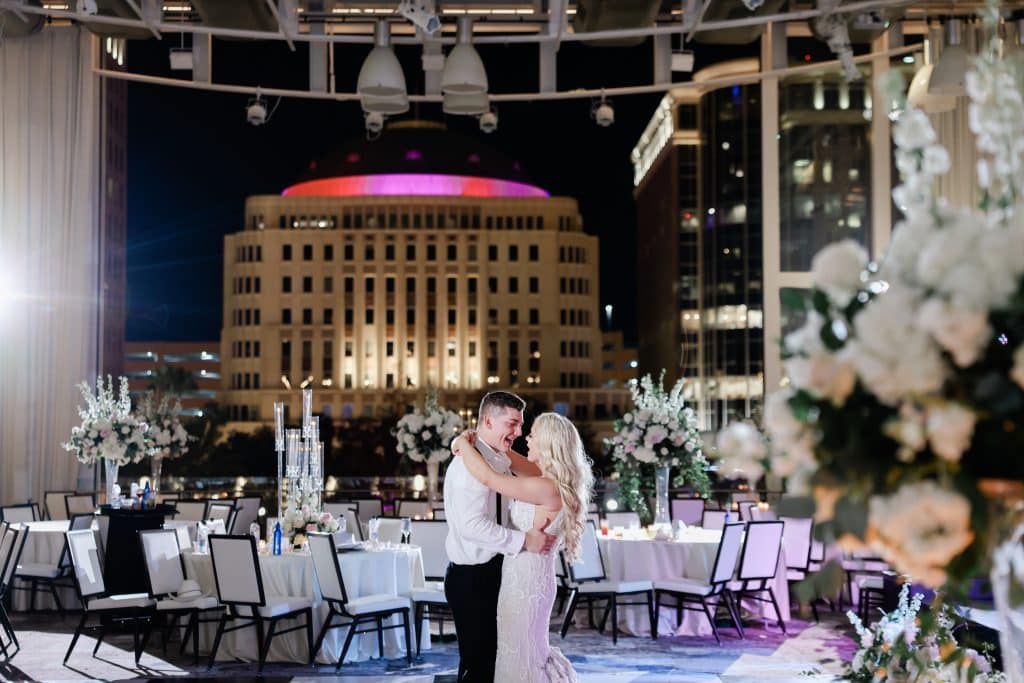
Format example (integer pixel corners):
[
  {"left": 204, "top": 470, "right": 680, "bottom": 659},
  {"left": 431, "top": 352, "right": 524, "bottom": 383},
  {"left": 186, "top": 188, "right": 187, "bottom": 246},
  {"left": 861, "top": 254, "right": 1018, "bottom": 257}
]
[
  {"left": 908, "top": 25, "right": 956, "bottom": 113},
  {"left": 358, "top": 21, "right": 408, "bottom": 114},
  {"left": 441, "top": 16, "right": 488, "bottom": 95},
  {"left": 929, "top": 18, "right": 968, "bottom": 97}
]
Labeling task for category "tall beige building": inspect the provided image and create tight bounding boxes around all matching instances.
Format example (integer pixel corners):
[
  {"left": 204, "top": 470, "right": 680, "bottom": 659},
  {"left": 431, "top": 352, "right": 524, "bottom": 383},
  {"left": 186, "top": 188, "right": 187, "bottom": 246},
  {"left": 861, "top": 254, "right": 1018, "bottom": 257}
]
[{"left": 221, "top": 123, "right": 623, "bottom": 424}]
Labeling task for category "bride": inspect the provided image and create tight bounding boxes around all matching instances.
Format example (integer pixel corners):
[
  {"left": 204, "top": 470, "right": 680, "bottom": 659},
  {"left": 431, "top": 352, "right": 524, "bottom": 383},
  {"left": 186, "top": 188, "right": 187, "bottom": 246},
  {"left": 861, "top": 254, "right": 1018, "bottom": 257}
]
[{"left": 452, "top": 412, "right": 594, "bottom": 683}]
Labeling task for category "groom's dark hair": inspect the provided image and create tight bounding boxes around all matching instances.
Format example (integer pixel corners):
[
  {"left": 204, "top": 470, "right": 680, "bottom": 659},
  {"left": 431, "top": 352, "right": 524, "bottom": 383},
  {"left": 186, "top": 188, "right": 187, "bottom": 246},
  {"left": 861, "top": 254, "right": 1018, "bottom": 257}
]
[{"left": 478, "top": 391, "right": 526, "bottom": 422}]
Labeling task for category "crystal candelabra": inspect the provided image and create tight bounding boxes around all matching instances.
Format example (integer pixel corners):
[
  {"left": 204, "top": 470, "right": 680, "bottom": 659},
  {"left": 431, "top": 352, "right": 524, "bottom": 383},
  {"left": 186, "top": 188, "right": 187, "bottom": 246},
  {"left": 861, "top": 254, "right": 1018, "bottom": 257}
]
[{"left": 274, "top": 387, "right": 325, "bottom": 515}]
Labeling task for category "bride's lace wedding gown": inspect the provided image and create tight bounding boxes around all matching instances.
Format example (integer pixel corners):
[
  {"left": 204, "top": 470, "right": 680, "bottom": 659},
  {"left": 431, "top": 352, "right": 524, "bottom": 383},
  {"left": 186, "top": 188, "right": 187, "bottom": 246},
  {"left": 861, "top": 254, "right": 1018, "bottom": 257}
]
[{"left": 494, "top": 499, "right": 577, "bottom": 683}]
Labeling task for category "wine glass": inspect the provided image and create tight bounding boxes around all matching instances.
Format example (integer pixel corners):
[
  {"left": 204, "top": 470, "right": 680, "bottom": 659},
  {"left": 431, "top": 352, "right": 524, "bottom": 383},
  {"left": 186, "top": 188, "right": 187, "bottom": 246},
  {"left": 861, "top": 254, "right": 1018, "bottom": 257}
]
[
  {"left": 369, "top": 517, "right": 381, "bottom": 546},
  {"left": 401, "top": 517, "right": 412, "bottom": 545}
]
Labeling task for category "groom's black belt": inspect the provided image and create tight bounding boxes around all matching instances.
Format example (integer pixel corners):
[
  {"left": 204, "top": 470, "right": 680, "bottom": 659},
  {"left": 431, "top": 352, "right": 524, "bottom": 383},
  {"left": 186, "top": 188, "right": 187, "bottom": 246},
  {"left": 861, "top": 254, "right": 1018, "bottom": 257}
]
[{"left": 448, "top": 554, "right": 504, "bottom": 570}]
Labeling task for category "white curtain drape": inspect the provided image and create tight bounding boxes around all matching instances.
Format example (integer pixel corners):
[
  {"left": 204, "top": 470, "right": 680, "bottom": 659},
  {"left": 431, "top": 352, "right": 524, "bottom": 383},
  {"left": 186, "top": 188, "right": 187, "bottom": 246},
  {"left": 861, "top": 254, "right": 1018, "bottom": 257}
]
[{"left": 0, "top": 27, "right": 100, "bottom": 509}]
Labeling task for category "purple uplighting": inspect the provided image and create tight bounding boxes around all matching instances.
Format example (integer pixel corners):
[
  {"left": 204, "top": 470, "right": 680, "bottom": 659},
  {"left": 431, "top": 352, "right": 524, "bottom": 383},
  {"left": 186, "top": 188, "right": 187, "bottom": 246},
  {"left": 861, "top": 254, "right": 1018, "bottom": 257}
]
[
  {"left": 282, "top": 173, "right": 549, "bottom": 198},
  {"left": 404, "top": 149, "right": 423, "bottom": 161}
]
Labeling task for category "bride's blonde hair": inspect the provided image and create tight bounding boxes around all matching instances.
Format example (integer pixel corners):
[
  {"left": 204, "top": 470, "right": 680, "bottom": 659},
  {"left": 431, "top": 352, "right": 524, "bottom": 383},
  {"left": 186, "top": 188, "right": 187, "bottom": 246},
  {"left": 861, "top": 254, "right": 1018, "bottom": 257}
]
[{"left": 529, "top": 413, "right": 594, "bottom": 562}]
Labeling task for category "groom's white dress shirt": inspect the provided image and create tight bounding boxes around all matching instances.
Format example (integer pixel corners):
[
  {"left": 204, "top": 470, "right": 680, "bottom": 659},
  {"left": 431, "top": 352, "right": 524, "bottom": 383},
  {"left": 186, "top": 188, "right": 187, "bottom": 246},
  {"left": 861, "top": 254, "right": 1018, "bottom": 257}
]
[{"left": 444, "top": 437, "right": 525, "bottom": 565}]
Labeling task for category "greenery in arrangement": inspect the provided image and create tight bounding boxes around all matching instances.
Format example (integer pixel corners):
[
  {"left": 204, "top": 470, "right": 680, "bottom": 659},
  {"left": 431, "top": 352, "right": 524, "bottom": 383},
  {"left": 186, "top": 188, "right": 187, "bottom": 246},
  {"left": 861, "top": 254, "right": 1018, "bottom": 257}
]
[
  {"left": 762, "top": 1, "right": 1024, "bottom": 595},
  {"left": 846, "top": 582, "right": 1004, "bottom": 682},
  {"left": 605, "top": 373, "right": 710, "bottom": 522}
]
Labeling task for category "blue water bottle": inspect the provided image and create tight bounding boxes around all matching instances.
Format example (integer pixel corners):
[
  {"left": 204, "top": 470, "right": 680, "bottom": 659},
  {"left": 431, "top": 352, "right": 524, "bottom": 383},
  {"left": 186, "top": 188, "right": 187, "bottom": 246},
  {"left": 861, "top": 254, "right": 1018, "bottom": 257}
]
[
  {"left": 142, "top": 481, "right": 151, "bottom": 507},
  {"left": 724, "top": 509, "right": 731, "bottom": 525},
  {"left": 272, "top": 521, "right": 283, "bottom": 556}
]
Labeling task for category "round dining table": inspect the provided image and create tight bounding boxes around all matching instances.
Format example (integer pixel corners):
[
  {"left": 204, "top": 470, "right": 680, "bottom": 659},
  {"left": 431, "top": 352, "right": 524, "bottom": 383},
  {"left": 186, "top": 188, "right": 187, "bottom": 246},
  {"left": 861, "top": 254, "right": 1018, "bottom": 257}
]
[
  {"left": 184, "top": 543, "right": 430, "bottom": 664},
  {"left": 598, "top": 528, "right": 791, "bottom": 637}
]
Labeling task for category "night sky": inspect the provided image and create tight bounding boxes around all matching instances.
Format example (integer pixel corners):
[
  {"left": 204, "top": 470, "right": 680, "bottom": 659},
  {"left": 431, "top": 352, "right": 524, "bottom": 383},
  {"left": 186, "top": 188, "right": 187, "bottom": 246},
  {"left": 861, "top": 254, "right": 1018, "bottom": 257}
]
[{"left": 124, "top": 32, "right": 752, "bottom": 345}]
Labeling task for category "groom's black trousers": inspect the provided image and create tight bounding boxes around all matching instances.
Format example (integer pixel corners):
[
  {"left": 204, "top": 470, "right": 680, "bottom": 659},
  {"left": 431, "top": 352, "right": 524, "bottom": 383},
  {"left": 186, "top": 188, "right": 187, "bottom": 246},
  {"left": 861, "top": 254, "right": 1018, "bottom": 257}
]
[{"left": 445, "top": 554, "right": 504, "bottom": 683}]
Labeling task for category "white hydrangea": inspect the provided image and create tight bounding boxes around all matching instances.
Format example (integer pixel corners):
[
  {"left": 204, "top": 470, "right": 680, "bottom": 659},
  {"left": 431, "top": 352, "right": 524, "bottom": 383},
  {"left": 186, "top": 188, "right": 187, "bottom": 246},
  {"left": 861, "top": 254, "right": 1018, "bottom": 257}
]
[
  {"left": 868, "top": 481, "right": 974, "bottom": 588},
  {"left": 925, "top": 402, "right": 977, "bottom": 463},
  {"left": 916, "top": 298, "right": 991, "bottom": 368},
  {"left": 714, "top": 421, "right": 767, "bottom": 483},
  {"left": 394, "top": 399, "right": 462, "bottom": 464},
  {"left": 810, "top": 239, "right": 868, "bottom": 308}
]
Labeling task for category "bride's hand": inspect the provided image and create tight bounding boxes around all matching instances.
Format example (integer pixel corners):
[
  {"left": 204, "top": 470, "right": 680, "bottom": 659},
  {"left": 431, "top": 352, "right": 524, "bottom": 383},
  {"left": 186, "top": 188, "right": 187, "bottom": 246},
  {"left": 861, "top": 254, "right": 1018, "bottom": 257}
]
[{"left": 451, "top": 429, "right": 476, "bottom": 456}]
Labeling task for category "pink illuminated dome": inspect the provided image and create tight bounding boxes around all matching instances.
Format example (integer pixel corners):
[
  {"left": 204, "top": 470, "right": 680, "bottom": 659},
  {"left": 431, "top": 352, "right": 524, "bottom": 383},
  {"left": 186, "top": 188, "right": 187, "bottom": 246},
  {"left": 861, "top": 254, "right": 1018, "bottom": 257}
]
[{"left": 282, "top": 121, "right": 548, "bottom": 199}]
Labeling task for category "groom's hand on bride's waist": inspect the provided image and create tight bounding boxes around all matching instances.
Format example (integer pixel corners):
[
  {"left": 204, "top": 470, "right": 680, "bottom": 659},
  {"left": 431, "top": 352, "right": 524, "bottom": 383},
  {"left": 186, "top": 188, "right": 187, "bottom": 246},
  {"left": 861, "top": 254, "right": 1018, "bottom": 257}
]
[{"left": 523, "top": 519, "right": 556, "bottom": 554}]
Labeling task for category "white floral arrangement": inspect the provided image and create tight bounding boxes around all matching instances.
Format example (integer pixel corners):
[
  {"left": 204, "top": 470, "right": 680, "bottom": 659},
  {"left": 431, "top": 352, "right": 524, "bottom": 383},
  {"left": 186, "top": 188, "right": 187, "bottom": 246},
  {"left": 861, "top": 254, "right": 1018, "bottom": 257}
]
[
  {"left": 764, "top": 2, "right": 1024, "bottom": 592},
  {"left": 846, "top": 582, "right": 1004, "bottom": 682},
  {"left": 394, "top": 393, "right": 463, "bottom": 465},
  {"left": 63, "top": 375, "right": 150, "bottom": 466},
  {"left": 281, "top": 504, "right": 340, "bottom": 545},
  {"left": 713, "top": 421, "right": 769, "bottom": 484},
  {"left": 605, "top": 373, "right": 710, "bottom": 520},
  {"left": 139, "top": 394, "right": 194, "bottom": 461}
]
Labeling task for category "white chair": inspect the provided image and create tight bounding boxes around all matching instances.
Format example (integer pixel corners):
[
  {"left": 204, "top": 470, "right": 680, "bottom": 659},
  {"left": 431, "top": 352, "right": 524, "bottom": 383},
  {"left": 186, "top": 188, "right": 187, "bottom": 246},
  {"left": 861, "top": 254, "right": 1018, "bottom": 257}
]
[
  {"left": 205, "top": 501, "right": 235, "bottom": 528},
  {"left": 738, "top": 502, "right": 758, "bottom": 521},
  {"left": 560, "top": 521, "right": 655, "bottom": 645},
  {"left": 324, "top": 503, "right": 363, "bottom": 542},
  {"left": 353, "top": 497, "right": 383, "bottom": 519},
  {"left": 732, "top": 492, "right": 759, "bottom": 504},
  {"left": 307, "top": 532, "right": 412, "bottom": 668},
  {"left": 430, "top": 506, "right": 446, "bottom": 521},
  {"left": 0, "top": 504, "right": 36, "bottom": 524},
  {"left": 138, "top": 529, "right": 221, "bottom": 664},
  {"left": 408, "top": 519, "right": 452, "bottom": 654},
  {"left": 14, "top": 513, "right": 92, "bottom": 614},
  {"left": 63, "top": 529, "right": 155, "bottom": 664},
  {"left": 701, "top": 509, "right": 729, "bottom": 530},
  {"left": 369, "top": 517, "right": 405, "bottom": 544},
  {"left": 230, "top": 496, "right": 261, "bottom": 534},
  {"left": 749, "top": 505, "right": 777, "bottom": 521},
  {"left": 728, "top": 520, "right": 787, "bottom": 634},
  {"left": 653, "top": 522, "right": 745, "bottom": 643},
  {"left": 0, "top": 525, "right": 30, "bottom": 655},
  {"left": 670, "top": 498, "right": 705, "bottom": 526},
  {"left": 780, "top": 516, "right": 818, "bottom": 619},
  {"left": 65, "top": 494, "right": 96, "bottom": 518},
  {"left": 395, "top": 499, "right": 431, "bottom": 519},
  {"left": 44, "top": 490, "right": 74, "bottom": 520},
  {"left": 172, "top": 523, "right": 193, "bottom": 551},
  {"left": 604, "top": 511, "right": 640, "bottom": 530},
  {"left": 173, "top": 501, "right": 207, "bottom": 522},
  {"left": 207, "top": 534, "right": 314, "bottom": 671}
]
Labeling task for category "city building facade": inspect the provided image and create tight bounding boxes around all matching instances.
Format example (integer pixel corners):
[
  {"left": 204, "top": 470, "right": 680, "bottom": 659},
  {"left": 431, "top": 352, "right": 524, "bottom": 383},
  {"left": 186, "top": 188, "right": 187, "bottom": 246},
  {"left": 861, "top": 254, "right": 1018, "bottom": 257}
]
[
  {"left": 220, "top": 123, "right": 626, "bottom": 426},
  {"left": 124, "top": 341, "right": 221, "bottom": 415}
]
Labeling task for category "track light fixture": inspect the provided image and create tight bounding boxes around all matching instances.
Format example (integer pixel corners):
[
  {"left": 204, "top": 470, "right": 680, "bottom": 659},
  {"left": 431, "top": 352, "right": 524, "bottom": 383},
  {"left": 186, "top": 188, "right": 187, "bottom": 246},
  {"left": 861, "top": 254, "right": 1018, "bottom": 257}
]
[
  {"left": 358, "top": 21, "right": 409, "bottom": 114},
  {"left": 592, "top": 95, "right": 614, "bottom": 127},
  {"left": 479, "top": 108, "right": 498, "bottom": 134},
  {"left": 929, "top": 18, "right": 968, "bottom": 97},
  {"left": 246, "top": 90, "right": 268, "bottom": 126}
]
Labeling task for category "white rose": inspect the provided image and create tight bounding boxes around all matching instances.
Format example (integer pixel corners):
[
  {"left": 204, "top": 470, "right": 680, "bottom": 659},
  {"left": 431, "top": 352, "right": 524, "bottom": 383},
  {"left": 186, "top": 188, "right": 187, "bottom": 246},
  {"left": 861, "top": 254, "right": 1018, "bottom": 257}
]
[
  {"left": 632, "top": 446, "right": 656, "bottom": 463},
  {"left": 623, "top": 413, "right": 633, "bottom": 424},
  {"left": 921, "top": 144, "right": 950, "bottom": 175},
  {"left": 810, "top": 239, "right": 868, "bottom": 307},
  {"left": 917, "top": 298, "right": 991, "bottom": 368},
  {"left": 421, "top": 430, "right": 432, "bottom": 441},
  {"left": 892, "top": 108, "right": 937, "bottom": 150},
  {"left": 844, "top": 285, "right": 947, "bottom": 405},
  {"left": 867, "top": 481, "right": 974, "bottom": 588},
  {"left": 925, "top": 402, "right": 976, "bottom": 463}
]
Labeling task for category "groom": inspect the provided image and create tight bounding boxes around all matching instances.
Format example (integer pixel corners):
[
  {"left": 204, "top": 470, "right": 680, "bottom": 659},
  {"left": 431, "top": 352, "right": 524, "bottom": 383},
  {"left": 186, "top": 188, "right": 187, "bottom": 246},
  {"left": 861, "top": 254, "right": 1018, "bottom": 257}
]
[{"left": 444, "top": 391, "right": 555, "bottom": 682}]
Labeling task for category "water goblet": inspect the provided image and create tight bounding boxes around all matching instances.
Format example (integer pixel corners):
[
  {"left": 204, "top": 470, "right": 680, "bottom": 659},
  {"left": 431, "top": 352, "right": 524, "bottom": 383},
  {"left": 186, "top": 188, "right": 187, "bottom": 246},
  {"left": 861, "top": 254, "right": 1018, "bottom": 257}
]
[
  {"left": 401, "top": 517, "right": 412, "bottom": 545},
  {"left": 369, "top": 517, "right": 381, "bottom": 547}
]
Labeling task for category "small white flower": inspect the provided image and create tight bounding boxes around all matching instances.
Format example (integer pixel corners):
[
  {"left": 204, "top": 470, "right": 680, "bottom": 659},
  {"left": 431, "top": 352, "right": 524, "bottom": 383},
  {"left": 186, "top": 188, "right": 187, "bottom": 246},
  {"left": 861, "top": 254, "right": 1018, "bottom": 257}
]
[{"left": 921, "top": 144, "right": 951, "bottom": 175}]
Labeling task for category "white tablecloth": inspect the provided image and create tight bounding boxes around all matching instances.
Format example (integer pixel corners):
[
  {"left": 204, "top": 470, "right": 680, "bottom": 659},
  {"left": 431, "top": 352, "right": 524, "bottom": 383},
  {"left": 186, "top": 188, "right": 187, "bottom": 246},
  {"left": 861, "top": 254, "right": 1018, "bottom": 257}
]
[
  {"left": 598, "top": 530, "right": 791, "bottom": 637},
  {"left": 12, "top": 521, "right": 83, "bottom": 611},
  {"left": 185, "top": 545, "right": 429, "bottom": 664}
]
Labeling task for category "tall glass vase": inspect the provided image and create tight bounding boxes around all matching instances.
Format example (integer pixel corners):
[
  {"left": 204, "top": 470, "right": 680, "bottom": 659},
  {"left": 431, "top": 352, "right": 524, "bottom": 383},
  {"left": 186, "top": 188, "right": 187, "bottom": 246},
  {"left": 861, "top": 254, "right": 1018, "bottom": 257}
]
[
  {"left": 150, "top": 456, "right": 163, "bottom": 497},
  {"left": 426, "top": 460, "right": 440, "bottom": 503},
  {"left": 104, "top": 459, "right": 120, "bottom": 506},
  {"left": 654, "top": 465, "right": 671, "bottom": 526}
]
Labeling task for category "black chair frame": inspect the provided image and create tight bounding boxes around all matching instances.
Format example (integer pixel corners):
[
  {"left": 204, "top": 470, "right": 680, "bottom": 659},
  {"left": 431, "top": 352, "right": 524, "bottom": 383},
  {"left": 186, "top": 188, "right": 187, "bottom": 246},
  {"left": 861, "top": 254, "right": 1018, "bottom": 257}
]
[
  {"left": 207, "top": 534, "right": 313, "bottom": 672},
  {"left": 308, "top": 533, "right": 411, "bottom": 669},
  {"left": 559, "top": 528, "right": 656, "bottom": 646},
  {"left": 653, "top": 523, "right": 745, "bottom": 645}
]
